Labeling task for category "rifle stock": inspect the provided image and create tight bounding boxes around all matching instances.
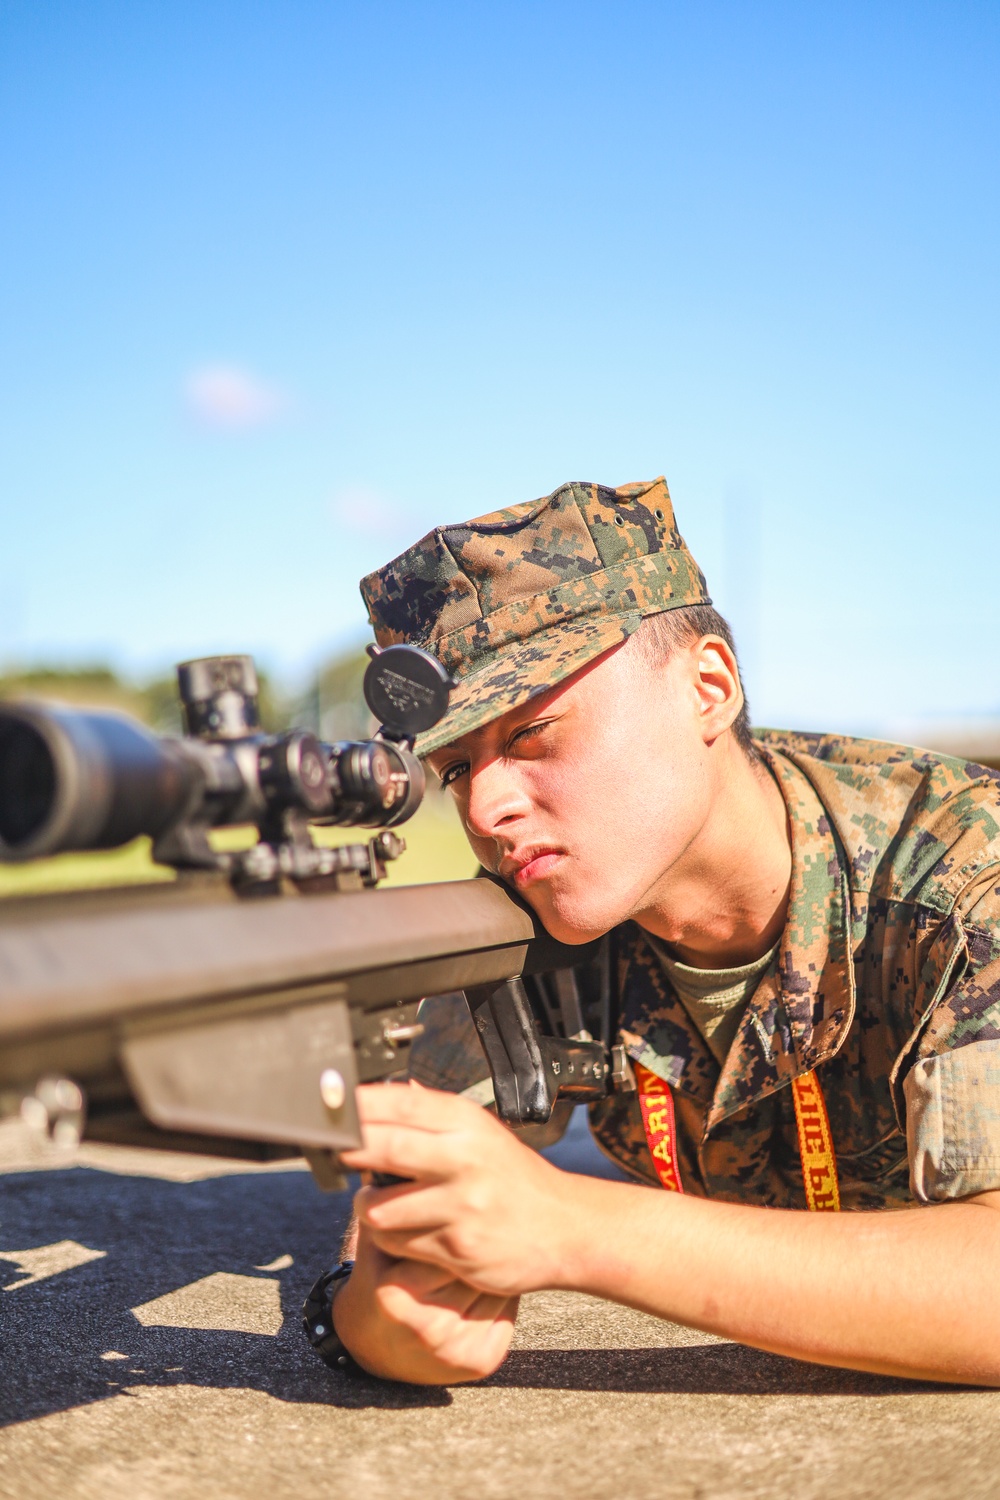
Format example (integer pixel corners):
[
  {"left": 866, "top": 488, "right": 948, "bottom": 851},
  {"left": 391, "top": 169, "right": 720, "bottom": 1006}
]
[{"left": 0, "top": 873, "right": 607, "bottom": 1181}]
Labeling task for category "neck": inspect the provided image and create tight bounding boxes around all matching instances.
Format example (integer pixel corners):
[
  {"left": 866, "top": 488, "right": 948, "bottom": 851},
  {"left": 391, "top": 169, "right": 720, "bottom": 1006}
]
[{"left": 634, "top": 746, "right": 791, "bottom": 969}]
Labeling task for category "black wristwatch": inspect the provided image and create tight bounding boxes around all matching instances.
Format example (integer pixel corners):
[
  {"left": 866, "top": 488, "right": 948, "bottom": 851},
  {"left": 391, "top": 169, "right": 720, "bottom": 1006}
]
[{"left": 301, "top": 1260, "right": 360, "bottom": 1372}]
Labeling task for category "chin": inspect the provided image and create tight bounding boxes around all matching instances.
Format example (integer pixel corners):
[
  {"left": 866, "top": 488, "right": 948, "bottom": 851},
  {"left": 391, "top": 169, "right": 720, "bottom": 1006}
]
[{"left": 520, "top": 885, "right": 616, "bottom": 946}]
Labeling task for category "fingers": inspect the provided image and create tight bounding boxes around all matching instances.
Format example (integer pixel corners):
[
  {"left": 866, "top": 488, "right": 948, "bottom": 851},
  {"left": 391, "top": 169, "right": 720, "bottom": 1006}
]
[
  {"left": 355, "top": 1082, "right": 487, "bottom": 1134},
  {"left": 341, "top": 1121, "right": 464, "bottom": 1179},
  {"left": 374, "top": 1258, "right": 518, "bottom": 1341},
  {"left": 378, "top": 1258, "right": 482, "bottom": 1314},
  {"left": 381, "top": 1282, "right": 516, "bottom": 1343},
  {"left": 371, "top": 1253, "right": 513, "bottom": 1327},
  {"left": 366, "top": 1227, "right": 458, "bottom": 1267},
  {"left": 375, "top": 1267, "right": 520, "bottom": 1380},
  {"left": 355, "top": 1181, "right": 459, "bottom": 1235},
  {"left": 433, "top": 1297, "right": 520, "bottom": 1381},
  {"left": 360, "top": 1213, "right": 497, "bottom": 1285},
  {"left": 354, "top": 1186, "right": 453, "bottom": 1270},
  {"left": 380, "top": 1254, "right": 464, "bottom": 1296},
  {"left": 343, "top": 1083, "right": 505, "bottom": 1179}
]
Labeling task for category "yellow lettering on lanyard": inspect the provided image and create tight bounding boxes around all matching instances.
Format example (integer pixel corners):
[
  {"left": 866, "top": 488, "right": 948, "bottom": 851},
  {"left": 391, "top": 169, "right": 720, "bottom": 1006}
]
[
  {"left": 791, "top": 1071, "right": 841, "bottom": 1212},
  {"left": 633, "top": 1059, "right": 841, "bottom": 1210},
  {"left": 634, "top": 1061, "right": 684, "bottom": 1193}
]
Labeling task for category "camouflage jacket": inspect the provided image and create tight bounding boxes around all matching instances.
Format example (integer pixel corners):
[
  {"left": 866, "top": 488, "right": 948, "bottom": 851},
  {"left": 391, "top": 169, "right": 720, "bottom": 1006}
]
[{"left": 591, "top": 732, "right": 1000, "bottom": 1209}]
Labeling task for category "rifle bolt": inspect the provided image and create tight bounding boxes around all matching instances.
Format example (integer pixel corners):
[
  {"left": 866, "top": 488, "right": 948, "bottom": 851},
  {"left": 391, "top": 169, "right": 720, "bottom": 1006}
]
[
  {"left": 381, "top": 1021, "right": 425, "bottom": 1045},
  {"left": 319, "top": 1069, "right": 346, "bottom": 1111}
]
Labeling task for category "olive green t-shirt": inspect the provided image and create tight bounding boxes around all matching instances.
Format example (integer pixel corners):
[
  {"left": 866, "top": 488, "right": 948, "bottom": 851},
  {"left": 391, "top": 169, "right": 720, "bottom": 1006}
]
[{"left": 646, "top": 938, "right": 779, "bottom": 1066}]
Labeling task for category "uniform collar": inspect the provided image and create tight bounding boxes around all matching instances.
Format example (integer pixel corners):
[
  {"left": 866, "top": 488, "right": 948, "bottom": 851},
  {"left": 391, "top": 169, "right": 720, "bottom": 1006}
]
[{"left": 620, "top": 745, "right": 856, "bottom": 1128}]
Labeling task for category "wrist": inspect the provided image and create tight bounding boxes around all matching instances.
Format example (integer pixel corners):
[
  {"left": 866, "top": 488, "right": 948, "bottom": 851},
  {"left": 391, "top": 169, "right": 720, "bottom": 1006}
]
[
  {"left": 545, "top": 1175, "right": 670, "bottom": 1298},
  {"left": 540, "top": 1170, "right": 621, "bottom": 1292},
  {"left": 330, "top": 1264, "right": 377, "bottom": 1365}
]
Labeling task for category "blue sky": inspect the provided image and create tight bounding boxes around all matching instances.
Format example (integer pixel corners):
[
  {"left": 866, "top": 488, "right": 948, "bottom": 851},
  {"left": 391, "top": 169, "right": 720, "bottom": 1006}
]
[{"left": 1, "top": 0, "right": 998, "bottom": 732}]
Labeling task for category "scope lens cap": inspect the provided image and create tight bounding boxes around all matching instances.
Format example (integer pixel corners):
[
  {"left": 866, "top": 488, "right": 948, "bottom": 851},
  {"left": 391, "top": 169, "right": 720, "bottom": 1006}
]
[{"left": 363, "top": 645, "right": 452, "bottom": 737}]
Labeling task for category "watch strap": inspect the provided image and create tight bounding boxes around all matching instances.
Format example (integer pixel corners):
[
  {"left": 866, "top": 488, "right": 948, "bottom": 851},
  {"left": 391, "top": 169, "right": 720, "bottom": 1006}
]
[{"left": 301, "top": 1260, "right": 360, "bottom": 1373}]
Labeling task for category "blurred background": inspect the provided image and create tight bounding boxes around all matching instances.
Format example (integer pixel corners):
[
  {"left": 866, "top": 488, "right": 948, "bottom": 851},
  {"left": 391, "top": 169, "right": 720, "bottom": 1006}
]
[{"left": 2, "top": 0, "right": 998, "bottom": 892}]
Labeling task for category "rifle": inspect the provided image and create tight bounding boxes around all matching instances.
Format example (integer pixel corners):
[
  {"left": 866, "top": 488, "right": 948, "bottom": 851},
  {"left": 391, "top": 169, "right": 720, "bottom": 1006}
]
[{"left": 0, "top": 649, "right": 634, "bottom": 1191}]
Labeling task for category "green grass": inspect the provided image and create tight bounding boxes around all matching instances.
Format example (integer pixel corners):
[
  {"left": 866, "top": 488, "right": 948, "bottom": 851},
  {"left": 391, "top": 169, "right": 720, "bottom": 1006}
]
[{"left": 0, "top": 794, "right": 477, "bottom": 897}]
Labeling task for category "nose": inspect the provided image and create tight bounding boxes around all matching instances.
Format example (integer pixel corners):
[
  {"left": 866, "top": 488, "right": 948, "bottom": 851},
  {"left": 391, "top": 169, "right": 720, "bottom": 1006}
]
[{"left": 462, "top": 756, "right": 529, "bottom": 842}]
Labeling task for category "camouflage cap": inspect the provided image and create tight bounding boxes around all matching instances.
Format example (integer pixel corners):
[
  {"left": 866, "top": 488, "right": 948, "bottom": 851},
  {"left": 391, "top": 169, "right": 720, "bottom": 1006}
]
[{"left": 359, "top": 476, "right": 710, "bottom": 756}]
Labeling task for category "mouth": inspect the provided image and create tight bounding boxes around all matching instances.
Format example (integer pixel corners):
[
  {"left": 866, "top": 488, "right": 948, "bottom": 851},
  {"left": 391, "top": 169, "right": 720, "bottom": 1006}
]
[{"left": 501, "top": 848, "right": 565, "bottom": 889}]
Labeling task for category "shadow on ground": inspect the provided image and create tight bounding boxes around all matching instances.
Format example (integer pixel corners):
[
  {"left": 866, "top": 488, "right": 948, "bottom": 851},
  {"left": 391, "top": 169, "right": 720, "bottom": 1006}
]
[
  {"left": 490, "top": 1348, "right": 940, "bottom": 1397},
  {"left": 0, "top": 1145, "right": 950, "bottom": 1431},
  {"left": 0, "top": 1160, "right": 453, "bottom": 1423}
]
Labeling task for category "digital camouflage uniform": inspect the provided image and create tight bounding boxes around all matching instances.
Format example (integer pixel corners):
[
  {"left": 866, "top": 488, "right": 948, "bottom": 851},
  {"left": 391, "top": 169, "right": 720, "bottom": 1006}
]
[
  {"left": 361, "top": 477, "right": 1000, "bottom": 1211},
  {"left": 596, "top": 729, "right": 1000, "bottom": 1209}
]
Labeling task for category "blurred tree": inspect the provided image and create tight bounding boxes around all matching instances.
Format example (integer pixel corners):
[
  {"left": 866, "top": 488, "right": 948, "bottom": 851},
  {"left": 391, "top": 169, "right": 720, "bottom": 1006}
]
[
  {"left": 0, "top": 664, "right": 287, "bottom": 733},
  {"left": 0, "top": 666, "right": 149, "bottom": 720},
  {"left": 293, "top": 643, "right": 376, "bottom": 743}
]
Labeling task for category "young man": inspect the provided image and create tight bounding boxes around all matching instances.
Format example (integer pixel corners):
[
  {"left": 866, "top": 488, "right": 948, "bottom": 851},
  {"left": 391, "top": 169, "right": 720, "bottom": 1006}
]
[{"left": 329, "top": 476, "right": 1000, "bottom": 1386}]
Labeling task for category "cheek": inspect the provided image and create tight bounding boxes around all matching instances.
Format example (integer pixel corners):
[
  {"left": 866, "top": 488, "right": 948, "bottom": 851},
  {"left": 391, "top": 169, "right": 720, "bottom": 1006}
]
[{"left": 554, "top": 743, "right": 707, "bottom": 882}]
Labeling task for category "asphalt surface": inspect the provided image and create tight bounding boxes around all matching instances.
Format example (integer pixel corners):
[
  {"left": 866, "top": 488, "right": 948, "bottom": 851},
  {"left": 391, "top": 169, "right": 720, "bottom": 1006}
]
[{"left": 1, "top": 1112, "right": 998, "bottom": 1500}]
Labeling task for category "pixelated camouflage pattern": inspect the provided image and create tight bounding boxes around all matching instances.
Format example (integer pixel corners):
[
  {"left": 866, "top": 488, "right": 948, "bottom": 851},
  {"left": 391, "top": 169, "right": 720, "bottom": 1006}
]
[
  {"left": 591, "top": 732, "right": 1000, "bottom": 1208},
  {"left": 904, "top": 1040, "right": 1000, "bottom": 1201},
  {"left": 408, "top": 993, "right": 491, "bottom": 1093},
  {"left": 359, "top": 477, "right": 710, "bottom": 755}
]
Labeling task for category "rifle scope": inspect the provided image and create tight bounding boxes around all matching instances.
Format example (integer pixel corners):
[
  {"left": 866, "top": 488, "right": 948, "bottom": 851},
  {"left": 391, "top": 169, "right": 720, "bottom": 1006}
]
[{"left": 0, "top": 647, "right": 451, "bottom": 869}]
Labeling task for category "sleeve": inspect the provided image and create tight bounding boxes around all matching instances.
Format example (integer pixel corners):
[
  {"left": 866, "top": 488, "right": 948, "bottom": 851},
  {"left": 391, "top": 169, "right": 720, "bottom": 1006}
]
[{"left": 905, "top": 878, "right": 1000, "bottom": 1203}]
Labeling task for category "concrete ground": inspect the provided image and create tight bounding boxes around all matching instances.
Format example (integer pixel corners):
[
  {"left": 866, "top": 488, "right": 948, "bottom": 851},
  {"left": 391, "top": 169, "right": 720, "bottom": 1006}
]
[{"left": 0, "top": 1111, "right": 997, "bottom": 1500}]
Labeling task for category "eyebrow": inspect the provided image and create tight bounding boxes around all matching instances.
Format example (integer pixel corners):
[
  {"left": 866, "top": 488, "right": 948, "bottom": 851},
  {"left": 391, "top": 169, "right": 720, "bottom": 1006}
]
[
  {"left": 426, "top": 737, "right": 477, "bottom": 771},
  {"left": 426, "top": 717, "right": 512, "bottom": 772},
  {"left": 428, "top": 692, "right": 564, "bottom": 772}
]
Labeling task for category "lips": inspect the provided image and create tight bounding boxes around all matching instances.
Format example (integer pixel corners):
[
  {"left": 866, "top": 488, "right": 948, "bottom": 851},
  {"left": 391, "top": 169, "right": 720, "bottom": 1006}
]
[{"left": 501, "top": 848, "right": 565, "bottom": 887}]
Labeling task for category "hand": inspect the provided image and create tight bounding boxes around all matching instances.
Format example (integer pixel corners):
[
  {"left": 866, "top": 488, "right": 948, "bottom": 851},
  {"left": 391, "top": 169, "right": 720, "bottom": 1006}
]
[
  {"left": 332, "top": 1223, "right": 519, "bottom": 1384},
  {"left": 340, "top": 1083, "right": 588, "bottom": 1298}
]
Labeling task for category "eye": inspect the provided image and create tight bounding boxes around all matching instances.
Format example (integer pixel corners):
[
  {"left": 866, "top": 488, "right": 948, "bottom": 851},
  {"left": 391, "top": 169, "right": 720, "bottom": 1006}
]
[
  {"left": 507, "top": 721, "right": 549, "bottom": 753},
  {"left": 438, "top": 760, "right": 469, "bottom": 789}
]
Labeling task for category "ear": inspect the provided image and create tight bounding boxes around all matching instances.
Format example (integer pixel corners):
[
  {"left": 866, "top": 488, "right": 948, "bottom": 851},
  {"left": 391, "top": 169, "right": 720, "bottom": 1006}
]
[{"left": 690, "top": 635, "right": 744, "bottom": 744}]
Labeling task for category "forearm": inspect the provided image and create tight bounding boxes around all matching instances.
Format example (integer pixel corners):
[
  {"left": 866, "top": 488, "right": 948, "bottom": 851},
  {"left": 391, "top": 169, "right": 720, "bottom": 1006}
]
[
  {"left": 558, "top": 1179, "right": 1000, "bottom": 1385},
  {"left": 347, "top": 1084, "right": 1000, "bottom": 1385}
]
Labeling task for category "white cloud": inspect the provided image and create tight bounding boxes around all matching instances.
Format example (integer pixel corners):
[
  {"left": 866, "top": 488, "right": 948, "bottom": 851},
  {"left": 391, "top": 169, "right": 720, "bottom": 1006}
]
[
  {"left": 330, "top": 485, "right": 405, "bottom": 535},
  {"left": 184, "top": 364, "right": 287, "bottom": 429}
]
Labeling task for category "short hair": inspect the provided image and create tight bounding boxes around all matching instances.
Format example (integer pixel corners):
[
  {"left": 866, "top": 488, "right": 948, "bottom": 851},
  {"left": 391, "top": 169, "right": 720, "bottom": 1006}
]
[{"left": 631, "top": 605, "right": 757, "bottom": 759}]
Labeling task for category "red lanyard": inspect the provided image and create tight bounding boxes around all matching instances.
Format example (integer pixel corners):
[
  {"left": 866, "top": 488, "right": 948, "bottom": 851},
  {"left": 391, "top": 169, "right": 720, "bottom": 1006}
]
[
  {"left": 634, "top": 1061, "right": 841, "bottom": 1211},
  {"left": 634, "top": 1061, "right": 684, "bottom": 1193},
  {"left": 790, "top": 1070, "right": 841, "bottom": 1211}
]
